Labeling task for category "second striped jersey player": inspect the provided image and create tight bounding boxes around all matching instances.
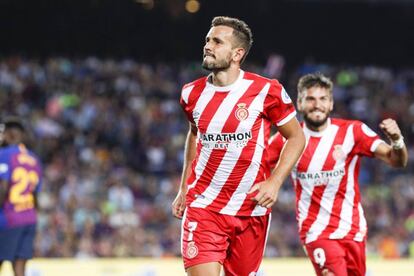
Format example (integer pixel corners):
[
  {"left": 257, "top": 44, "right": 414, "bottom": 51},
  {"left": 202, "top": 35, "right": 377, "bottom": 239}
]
[{"left": 268, "top": 73, "right": 407, "bottom": 276}]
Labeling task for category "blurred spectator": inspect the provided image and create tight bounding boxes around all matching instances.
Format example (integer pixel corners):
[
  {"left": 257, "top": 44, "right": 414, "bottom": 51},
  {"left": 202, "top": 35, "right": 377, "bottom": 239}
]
[{"left": 0, "top": 56, "right": 412, "bottom": 258}]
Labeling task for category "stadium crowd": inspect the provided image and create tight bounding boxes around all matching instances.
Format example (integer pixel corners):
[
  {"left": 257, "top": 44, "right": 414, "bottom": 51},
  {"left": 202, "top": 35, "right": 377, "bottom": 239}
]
[{"left": 0, "top": 56, "right": 413, "bottom": 259}]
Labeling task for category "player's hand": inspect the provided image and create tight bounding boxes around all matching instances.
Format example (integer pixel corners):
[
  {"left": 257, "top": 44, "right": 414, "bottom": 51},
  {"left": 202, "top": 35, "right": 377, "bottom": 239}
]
[
  {"left": 379, "top": 118, "right": 402, "bottom": 142},
  {"left": 172, "top": 189, "right": 187, "bottom": 219},
  {"left": 322, "top": 269, "right": 335, "bottom": 276},
  {"left": 247, "top": 180, "right": 280, "bottom": 209}
]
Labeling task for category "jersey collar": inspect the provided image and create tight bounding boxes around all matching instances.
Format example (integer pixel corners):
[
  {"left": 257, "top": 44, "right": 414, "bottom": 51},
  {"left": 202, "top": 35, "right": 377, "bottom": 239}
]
[
  {"left": 303, "top": 118, "right": 331, "bottom": 137},
  {"left": 206, "top": 69, "right": 245, "bottom": 92}
]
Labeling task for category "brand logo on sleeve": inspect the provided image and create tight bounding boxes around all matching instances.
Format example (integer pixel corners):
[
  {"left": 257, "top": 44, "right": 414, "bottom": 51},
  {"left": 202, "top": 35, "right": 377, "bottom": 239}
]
[
  {"left": 281, "top": 87, "right": 292, "bottom": 104},
  {"left": 361, "top": 123, "right": 377, "bottom": 137},
  {"left": 193, "top": 111, "right": 200, "bottom": 120}
]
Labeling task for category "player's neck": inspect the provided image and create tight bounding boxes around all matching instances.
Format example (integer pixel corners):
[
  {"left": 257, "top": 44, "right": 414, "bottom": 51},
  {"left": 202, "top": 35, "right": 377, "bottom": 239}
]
[
  {"left": 305, "top": 119, "right": 330, "bottom": 133},
  {"left": 209, "top": 66, "right": 241, "bottom": 87}
]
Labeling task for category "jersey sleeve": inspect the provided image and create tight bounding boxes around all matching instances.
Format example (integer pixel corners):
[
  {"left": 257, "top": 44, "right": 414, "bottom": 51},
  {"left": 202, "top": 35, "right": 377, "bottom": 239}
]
[
  {"left": 179, "top": 84, "right": 195, "bottom": 124},
  {"left": 263, "top": 80, "right": 296, "bottom": 126},
  {"left": 267, "top": 132, "right": 285, "bottom": 169},
  {"left": 353, "top": 121, "right": 384, "bottom": 157}
]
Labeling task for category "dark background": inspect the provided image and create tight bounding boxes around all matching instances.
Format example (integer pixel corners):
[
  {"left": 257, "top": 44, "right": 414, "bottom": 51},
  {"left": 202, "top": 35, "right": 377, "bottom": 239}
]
[{"left": 1, "top": 0, "right": 413, "bottom": 68}]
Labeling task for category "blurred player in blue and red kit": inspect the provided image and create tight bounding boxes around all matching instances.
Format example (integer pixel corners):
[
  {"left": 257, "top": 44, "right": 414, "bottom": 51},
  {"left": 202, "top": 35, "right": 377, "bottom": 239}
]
[{"left": 0, "top": 118, "right": 42, "bottom": 276}]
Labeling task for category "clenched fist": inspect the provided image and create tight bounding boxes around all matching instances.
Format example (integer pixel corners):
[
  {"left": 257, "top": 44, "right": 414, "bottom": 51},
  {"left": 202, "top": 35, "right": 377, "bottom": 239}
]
[{"left": 379, "top": 118, "right": 402, "bottom": 142}]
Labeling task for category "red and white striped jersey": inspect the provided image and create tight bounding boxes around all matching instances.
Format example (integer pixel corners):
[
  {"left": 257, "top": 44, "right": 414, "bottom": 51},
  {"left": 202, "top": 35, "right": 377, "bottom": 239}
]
[
  {"left": 268, "top": 118, "right": 384, "bottom": 243},
  {"left": 180, "top": 70, "right": 296, "bottom": 216}
]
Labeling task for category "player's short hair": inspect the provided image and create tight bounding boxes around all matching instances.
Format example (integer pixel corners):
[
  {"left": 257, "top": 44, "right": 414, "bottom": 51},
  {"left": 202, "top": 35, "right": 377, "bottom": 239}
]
[
  {"left": 297, "top": 73, "right": 334, "bottom": 99},
  {"left": 3, "top": 117, "right": 25, "bottom": 132},
  {"left": 211, "top": 16, "right": 253, "bottom": 64}
]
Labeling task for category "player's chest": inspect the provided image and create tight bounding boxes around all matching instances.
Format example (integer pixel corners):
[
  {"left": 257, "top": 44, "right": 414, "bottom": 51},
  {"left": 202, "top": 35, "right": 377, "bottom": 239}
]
[
  {"left": 193, "top": 95, "right": 264, "bottom": 133},
  {"left": 296, "top": 138, "right": 351, "bottom": 171}
]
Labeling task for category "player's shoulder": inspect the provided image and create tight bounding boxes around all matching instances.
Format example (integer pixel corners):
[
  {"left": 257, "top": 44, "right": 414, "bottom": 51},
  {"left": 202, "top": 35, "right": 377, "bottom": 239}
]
[
  {"left": 331, "top": 118, "right": 378, "bottom": 137},
  {"left": 244, "top": 72, "right": 285, "bottom": 99},
  {"left": 244, "top": 71, "right": 281, "bottom": 85},
  {"left": 331, "top": 118, "right": 363, "bottom": 128},
  {"left": 27, "top": 149, "right": 41, "bottom": 161},
  {"left": 181, "top": 77, "right": 208, "bottom": 105},
  {"left": 182, "top": 76, "right": 208, "bottom": 91},
  {"left": 0, "top": 146, "right": 14, "bottom": 156}
]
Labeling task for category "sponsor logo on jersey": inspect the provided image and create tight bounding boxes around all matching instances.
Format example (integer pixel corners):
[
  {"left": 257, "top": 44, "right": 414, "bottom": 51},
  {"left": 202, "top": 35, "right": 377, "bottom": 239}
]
[
  {"left": 186, "top": 241, "right": 198, "bottom": 259},
  {"left": 297, "top": 168, "right": 345, "bottom": 186},
  {"left": 235, "top": 103, "right": 249, "bottom": 121},
  {"left": 199, "top": 131, "right": 252, "bottom": 149}
]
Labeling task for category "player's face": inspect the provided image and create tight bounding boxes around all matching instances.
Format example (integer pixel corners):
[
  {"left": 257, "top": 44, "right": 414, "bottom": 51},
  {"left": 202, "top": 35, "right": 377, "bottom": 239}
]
[
  {"left": 298, "top": 86, "right": 333, "bottom": 130},
  {"left": 202, "top": 26, "right": 238, "bottom": 71}
]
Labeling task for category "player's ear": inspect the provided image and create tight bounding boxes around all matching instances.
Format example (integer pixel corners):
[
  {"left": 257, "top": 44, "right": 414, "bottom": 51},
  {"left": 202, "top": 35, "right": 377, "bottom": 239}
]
[
  {"left": 297, "top": 95, "right": 304, "bottom": 112},
  {"left": 233, "top": 47, "right": 245, "bottom": 63}
]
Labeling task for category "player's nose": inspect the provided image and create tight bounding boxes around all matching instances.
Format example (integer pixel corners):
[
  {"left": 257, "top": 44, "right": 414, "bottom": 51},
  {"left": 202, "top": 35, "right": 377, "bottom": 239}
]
[{"left": 314, "top": 99, "right": 324, "bottom": 108}]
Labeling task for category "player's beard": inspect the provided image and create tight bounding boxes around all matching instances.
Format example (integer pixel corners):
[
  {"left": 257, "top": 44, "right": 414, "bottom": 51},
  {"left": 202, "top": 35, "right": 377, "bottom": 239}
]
[
  {"left": 303, "top": 110, "right": 330, "bottom": 129},
  {"left": 202, "top": 53, "right": 232, "bottom": 71}
]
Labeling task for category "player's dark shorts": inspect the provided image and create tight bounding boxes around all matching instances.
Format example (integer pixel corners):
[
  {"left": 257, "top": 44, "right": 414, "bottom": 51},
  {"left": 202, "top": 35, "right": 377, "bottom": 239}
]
[
  {"left": 181, "top": 207, "right": 271, "bottom": 276},
  {"left": 304, "top": 239, "right": 366, "bottom": 276},
  {"left": 0, "top": 224, "right": 36, "bottom": 261}
]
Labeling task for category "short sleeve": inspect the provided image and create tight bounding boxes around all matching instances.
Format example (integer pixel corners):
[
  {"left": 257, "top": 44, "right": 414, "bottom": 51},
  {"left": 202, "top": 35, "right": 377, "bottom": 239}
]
[
  {"left": 179, "top": 84, "right": 195, "bottom": 124},
  {"left": 263, "top": 80, "right": 296, "bottom": 126},
  {"left": 353, "top": 121, "right": 384, "bottom": 157}
]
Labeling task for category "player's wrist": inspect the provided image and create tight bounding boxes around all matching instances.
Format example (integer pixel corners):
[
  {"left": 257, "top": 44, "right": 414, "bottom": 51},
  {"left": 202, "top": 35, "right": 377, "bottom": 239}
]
[{"left": 391, "top": 136, "right": 405, "bottom": 150}]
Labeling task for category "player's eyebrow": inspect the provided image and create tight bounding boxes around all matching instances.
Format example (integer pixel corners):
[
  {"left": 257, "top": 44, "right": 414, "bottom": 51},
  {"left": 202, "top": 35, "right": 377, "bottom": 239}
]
[{"left": 205, "top": 36, "right": 224, "bottom": 44}]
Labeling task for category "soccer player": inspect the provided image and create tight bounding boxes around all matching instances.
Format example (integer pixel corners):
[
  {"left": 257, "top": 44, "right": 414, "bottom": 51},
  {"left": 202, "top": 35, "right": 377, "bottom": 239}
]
[
  {"left": 268, "top": 73, "right": 408, "bottom": 276},
  {"left": 172, "top": 16, "right": 306, "bottom": 276},
  {"left": 0, "top": 118, "right": 42, "bottom": 276}
]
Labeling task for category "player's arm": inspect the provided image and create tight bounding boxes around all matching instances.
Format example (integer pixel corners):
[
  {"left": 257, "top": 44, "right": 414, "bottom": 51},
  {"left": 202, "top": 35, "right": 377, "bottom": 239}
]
[
  {"left": 172, "top": 122, "right": 197, "bottom": 219},
  {"left": 270, "top": 117, "right": 305, "bottom": 186},
  {"left": 0, "top": 179, "right": 7, "bottom": 205},
  {"left": 249, "top": 117, "right": 305, "bottom": 208},
  {"left": 374, "top": 118, "right": 408, "bottom": 168}
]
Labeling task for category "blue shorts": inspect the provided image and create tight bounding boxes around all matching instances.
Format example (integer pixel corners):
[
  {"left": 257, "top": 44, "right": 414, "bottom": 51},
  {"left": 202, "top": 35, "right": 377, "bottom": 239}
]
[{"left": 0, "top": 224, "right": 36, "bottom": 261}]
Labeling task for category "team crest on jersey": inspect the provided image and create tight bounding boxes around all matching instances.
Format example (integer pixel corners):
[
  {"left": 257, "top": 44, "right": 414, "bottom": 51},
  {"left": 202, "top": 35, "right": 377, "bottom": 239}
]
[
  {"left": 235, "top": 103, "right": 249, "bottom": 121},
  {"left": 186, "top": 241, "right": 198, "bottom": 259},
  {"left": 332, "top": 145, "right": 346, "bottom": 161}
]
